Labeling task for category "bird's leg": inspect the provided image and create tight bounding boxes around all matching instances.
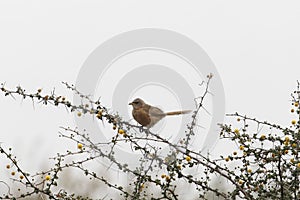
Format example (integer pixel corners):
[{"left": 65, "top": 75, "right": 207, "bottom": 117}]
[
  {"left": 139, "top": 126, "right": 144, "bottom": 133},
  {"left": 145, "top": 128, "right": 150, "bottom": 137},
  {"left": 138, "top": 126, "right": 150, "bottom": 136}
]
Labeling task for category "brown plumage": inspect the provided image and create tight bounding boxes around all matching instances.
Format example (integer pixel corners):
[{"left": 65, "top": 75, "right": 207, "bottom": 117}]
[{"left": 129, "top": 98, "right": 191, "bottom": 128}]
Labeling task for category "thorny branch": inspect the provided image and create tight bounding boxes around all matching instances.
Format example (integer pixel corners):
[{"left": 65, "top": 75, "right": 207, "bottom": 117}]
[{"left": 1, "top": 77, "right": 300, "bottom": 199}]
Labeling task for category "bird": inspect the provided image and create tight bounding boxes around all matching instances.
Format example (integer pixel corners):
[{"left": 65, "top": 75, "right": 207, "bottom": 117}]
[{"left": 129, "top": 98, "right": 191, "bottom": 128}]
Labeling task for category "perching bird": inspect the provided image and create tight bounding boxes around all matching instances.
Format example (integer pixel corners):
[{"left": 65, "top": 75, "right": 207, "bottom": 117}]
[{"left": 129, "top": 98, "right": 191, "bottom": 128}]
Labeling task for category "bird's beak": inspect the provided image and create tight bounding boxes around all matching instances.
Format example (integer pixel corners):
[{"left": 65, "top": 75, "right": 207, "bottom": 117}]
[{"left": 128, "top": 102, "right": 133, "bottom": 105}]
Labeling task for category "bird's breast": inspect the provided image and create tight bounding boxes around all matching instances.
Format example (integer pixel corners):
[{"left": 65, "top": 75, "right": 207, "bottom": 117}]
[{"left": 132, "top": 108, "right": 151, "bottom": 127}]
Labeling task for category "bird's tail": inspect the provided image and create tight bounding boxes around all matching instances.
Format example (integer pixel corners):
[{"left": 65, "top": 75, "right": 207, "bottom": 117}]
[{"left": 165, "top": 110, "right": 192, "bottom": 116}]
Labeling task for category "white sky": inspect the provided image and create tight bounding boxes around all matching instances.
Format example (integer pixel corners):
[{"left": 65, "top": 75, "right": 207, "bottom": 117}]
[{"left": 0, "top": 0, "right": 300, "bottom": 197}]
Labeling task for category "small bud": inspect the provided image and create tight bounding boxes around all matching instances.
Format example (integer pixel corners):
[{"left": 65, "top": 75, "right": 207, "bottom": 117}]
[{"left": 291, "top": 108, "right": 295, "bottom": 113}]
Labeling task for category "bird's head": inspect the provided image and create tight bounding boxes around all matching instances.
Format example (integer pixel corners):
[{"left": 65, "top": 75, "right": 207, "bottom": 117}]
[{"left": 129, "top": 98, "right": 145, "bottom": 109}]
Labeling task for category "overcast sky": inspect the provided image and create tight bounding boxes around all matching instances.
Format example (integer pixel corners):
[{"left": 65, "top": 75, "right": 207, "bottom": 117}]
[{"left": 0, "top": 0, "right": 300, "bottom": 196}]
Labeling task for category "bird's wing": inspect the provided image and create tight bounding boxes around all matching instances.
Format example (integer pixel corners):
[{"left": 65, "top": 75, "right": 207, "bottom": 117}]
[
  {"left": 147, "top": 106, "right": 166, "bottom": 128},
  {"left": 149, "top": 106, "right": 165, "bottom": 117}
]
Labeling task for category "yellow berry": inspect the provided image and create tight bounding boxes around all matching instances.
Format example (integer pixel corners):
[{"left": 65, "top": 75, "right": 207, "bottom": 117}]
[
  {"left": 284, "top": 141, "right": 289, "bottom": 146},
  {"left": 272, "top": 153, "right": 275, "bottom": 158},
  {"left": 247, "top": 169, "right": 252, "bottom": 173},
  {"left": 118, "top": 129, "right": 125, "bottom": 134},
  {"left": 234, "top": 129, "right": 240, "bottom": 134},
  {"left": 77, "top": 143, "right": 83, "bottom": 149},
  {"left": 260, "top": 135, "right": 266, "bottom": 140},
  {"left": 290, "top": 158, "right": 295, "bottom": 163},
  {"left": 285, "top": 136, "right": 290, "bottom": 142},
  {"left": 177, "top": 165, "right": 182, "bottom": 170},
  {"left": 185, "top": 156, "right": 191, "bottom": 162},
  {"left": 161, "top": 174, "right": 166, "bottom": 178},
  {"left": 295, "top": 102, "right": 299, "bottom": 107},
  {"left": 96, "top": 110, "right": 102, "bottom": 119},
  {"left": 37, "top": 88, "right": 42, "bottom": 93},
  {"left": 19, "top": 175, "right": 24, "bottom": 179},
  {"left": 77, "top": 112, "right": 82, "bottom": 117},
  {"left": 291, "top": 120, "right": 297, "bottom": 125},
  {"left": 6, "top": 164, "right": 10, "bottom": 169},
  {"left": 165, "top": 176, "right": 170, "bottom": 181},
  {"left": 237, "top": 118, "right": 241, "bottom": 122},
  {"left": 297, "top": 163, "right": 300, "bottom": 168},
  {"left": 238, "top": 179, "right": 243, "bottom": 184},
  {"left": 45, "top": 175, "right": 51, "bottom": 181},
  {"left": 225, "top": 157, "right": 230, "bottom": 162},
  {"left": 292, "top": 143, "right": 297, "bottom": 148},
  {"left": 233, "top": 151, "right": 237, "bottom": 155},
  {"left": 11, "top": 171, "right": 15, "bottom": 176},
  {"left": 284, "top": 150, "right": 289, "bottom": 154},
  {"left": 239, "top": 145, "right": 244, "bottom": 150}
]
